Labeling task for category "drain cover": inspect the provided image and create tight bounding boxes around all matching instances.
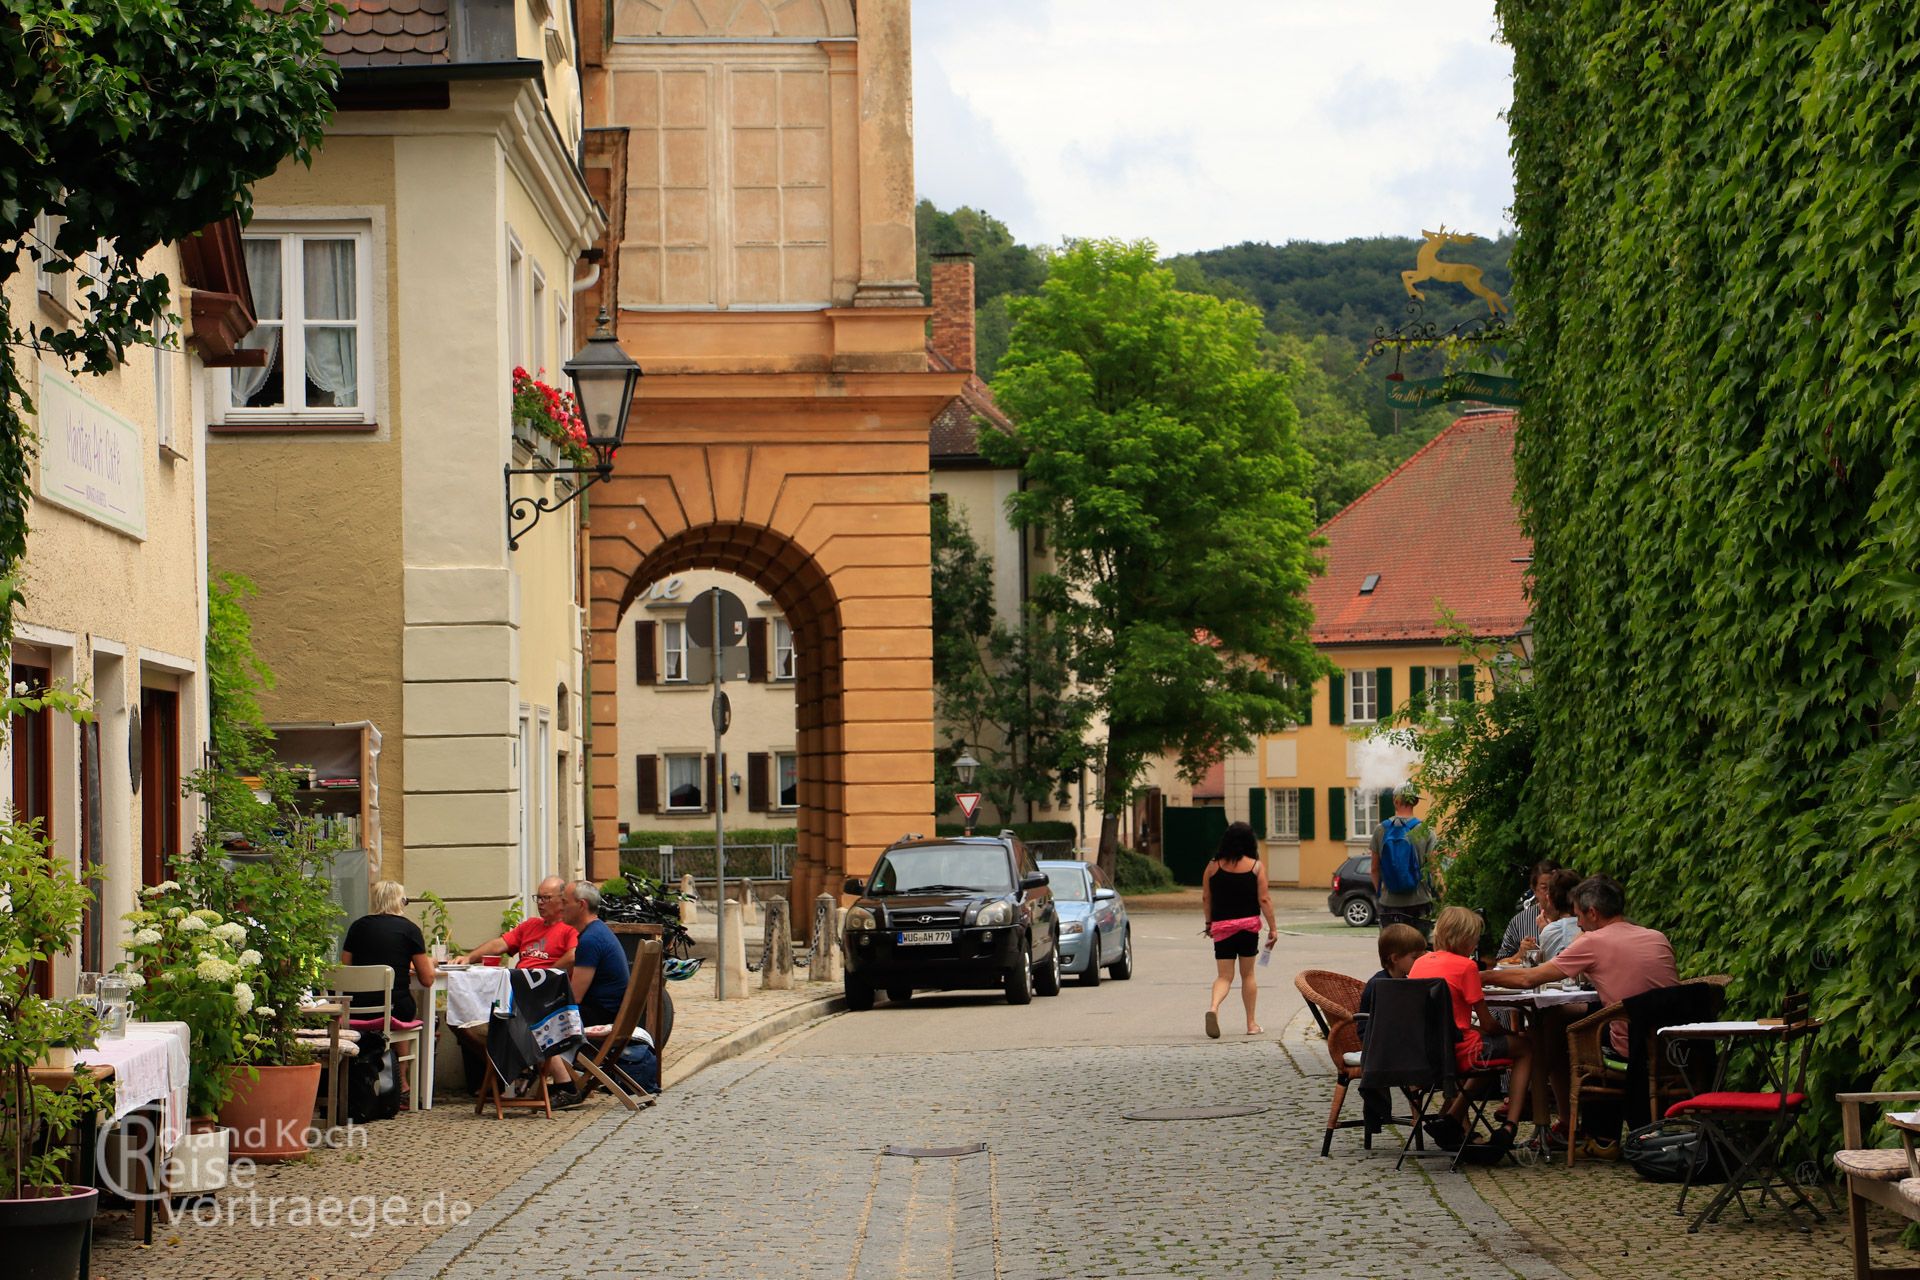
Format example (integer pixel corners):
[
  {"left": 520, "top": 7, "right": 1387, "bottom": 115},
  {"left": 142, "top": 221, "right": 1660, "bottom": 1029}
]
[
  {"left": 1122, "top": 1105, "right": 1269, "bottom": 1122},
  {"left": 882, "top": 1143, "right": 987, "bottom": 1159}
]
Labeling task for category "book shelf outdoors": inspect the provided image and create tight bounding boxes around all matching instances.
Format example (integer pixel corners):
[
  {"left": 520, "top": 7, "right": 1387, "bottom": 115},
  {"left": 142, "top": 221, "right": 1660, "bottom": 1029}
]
[{"left": 268, "top": 721, "right": 383, "bottom": 933}]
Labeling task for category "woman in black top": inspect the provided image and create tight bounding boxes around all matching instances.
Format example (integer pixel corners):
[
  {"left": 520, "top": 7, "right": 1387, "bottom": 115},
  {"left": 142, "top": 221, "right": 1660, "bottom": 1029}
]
[
  {"left": 341, "top": 880, "right": 437, "bottom": 1022},
  {"left": 1200, "top": 822, "right": 1275, "bottom": 1039}
]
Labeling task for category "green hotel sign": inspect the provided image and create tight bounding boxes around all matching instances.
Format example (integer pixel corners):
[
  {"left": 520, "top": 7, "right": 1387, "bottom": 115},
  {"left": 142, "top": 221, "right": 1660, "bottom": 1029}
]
[{"left": 1384, "top": 370, "right": 1523, "bottom": 409}]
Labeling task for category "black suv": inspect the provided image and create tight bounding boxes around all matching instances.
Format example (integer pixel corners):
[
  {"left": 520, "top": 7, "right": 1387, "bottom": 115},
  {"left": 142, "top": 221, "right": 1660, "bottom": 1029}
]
[{"left": 841, "top": 833, "right": 1060, "bottom": 1009}]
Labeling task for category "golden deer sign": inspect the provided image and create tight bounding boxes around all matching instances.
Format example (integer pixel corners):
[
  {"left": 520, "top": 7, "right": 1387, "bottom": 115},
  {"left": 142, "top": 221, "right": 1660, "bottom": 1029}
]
[{"left": 1402, "top": 226, "right": 1508, "bottom": 316}]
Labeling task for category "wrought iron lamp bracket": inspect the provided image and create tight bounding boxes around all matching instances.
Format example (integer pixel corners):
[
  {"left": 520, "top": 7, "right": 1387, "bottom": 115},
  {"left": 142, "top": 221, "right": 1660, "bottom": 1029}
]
[
  {"left": 504, "top": 453, "right": 614, "bottom": 550},
  {"left": 1366, "top": 302, "right": 1517, "bottom": 365}
]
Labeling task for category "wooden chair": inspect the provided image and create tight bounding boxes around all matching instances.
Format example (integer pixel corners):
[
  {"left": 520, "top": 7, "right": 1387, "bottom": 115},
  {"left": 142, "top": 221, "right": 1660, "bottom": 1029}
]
[
  {"left": 295, "top": 998, "right": 360, "bottom": 1141},
  {"left": 1833, "top": 1091, "right": 1920, "bottom": 1279},
  {"left": 328, "top": 964, "right": 425, "bottom": 1111},
  {"left": 572, "top": 940, "right": 664, "bottom": 1111},
  {"left": 1293, "top": 969, "right": 1369, "bottom": 1155},
  {"left": 1563, "top": 973, "right": 1731, "bottom": 1166}
]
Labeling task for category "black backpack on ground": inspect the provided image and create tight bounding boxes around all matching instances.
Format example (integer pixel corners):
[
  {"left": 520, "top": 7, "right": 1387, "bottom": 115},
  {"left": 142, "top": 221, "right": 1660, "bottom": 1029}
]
[
  {"left": 1622, "top": 1119, "right": 1727, "bottom": 1184},
  {"left": 346, "top": 1029, "right": 403, "bottom": 1123}
]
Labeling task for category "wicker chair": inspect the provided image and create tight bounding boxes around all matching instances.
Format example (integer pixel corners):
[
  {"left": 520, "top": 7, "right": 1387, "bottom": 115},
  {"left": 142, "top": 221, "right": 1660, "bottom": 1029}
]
[
  {"left": 1564, "top": 973, "right": 1731, "bottom": 1166},
  {"left": 1294, "top": 969, "right": 1369, "bottom": 1156}
]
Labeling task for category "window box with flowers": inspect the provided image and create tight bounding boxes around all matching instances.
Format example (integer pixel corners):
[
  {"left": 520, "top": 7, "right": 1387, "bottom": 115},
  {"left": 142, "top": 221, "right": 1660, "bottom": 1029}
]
[{"left": 511, "top": 367, "right": 592, "bottom": 470}]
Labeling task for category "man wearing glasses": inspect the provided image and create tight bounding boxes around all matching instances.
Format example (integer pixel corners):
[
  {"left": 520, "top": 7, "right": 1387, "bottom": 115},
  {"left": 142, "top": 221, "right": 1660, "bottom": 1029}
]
[{"left": 462, "top": 876, "right": 580, "bottom": 968}]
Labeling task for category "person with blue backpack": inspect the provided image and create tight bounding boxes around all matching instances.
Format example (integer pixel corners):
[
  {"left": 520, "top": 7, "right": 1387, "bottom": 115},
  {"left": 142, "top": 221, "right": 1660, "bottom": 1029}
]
[{"left": 1370, "top": 784, "right": 1434, "bottom": 933}]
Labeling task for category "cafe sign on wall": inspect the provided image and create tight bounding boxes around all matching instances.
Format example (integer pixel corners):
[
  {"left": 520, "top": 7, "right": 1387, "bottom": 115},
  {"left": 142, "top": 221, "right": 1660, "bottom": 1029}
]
[{"left": 36, "top": 365, "right": 147, "bottom": 540}]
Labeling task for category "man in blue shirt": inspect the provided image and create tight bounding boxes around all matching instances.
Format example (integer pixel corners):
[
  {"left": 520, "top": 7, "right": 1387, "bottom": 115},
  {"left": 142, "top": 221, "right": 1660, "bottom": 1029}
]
[{"left": 560, "top": 880, "right": 631, "bottom": 1027}]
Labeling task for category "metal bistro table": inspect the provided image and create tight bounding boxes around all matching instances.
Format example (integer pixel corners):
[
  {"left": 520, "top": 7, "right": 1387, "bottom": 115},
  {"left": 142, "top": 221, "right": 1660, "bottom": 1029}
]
[{"left": 1485, "top": 984, "right": 1597, "bottom": 1137}]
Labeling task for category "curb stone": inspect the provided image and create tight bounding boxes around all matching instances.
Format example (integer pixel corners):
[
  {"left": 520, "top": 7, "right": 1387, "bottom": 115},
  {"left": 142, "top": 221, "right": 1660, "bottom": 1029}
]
[{"left": 662, "top": 990, "right": 846, "bottom": 1089}]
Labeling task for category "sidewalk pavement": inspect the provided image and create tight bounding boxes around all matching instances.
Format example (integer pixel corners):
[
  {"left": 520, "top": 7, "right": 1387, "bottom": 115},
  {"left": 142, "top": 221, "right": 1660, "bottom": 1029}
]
[
  {"left": 88, "top": 973, "right": 845, "bottom": 1280},
  {"left": 1127, "top": 885, "right": 1327, "bottom": 914}
]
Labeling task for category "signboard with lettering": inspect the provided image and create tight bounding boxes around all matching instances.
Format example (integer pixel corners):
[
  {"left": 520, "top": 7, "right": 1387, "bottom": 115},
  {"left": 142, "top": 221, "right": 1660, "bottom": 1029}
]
[{"left": 36, "top": 365, "right": 147, "bottom": 539}]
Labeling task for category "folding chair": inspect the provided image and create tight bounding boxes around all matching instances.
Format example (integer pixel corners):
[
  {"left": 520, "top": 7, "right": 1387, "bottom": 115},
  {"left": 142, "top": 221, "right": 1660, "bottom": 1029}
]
[
  {"left": 572, "top": 940, "right": 663, "bottom": 1111},
  {"left": 1665, "top": 991, "right": 1826, "bottom": 1232},
  {"left": 328, "top": 965, "right": 425, "bottom": 1110},
  {"left": 1365, "top": 978, "right": 1513, "bottom": 1172}
]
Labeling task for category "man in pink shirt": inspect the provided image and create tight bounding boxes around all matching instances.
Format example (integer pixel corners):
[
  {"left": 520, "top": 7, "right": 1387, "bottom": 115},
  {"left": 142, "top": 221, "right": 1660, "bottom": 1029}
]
[{"left": 1483, "top": 875, "right": 1679, "bottom": 1142}]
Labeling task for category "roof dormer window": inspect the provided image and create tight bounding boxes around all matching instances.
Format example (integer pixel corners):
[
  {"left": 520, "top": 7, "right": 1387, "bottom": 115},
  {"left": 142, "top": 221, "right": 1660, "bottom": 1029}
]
[{"left": 1359, "top": 573, "right": 1381, "bottom": 595}]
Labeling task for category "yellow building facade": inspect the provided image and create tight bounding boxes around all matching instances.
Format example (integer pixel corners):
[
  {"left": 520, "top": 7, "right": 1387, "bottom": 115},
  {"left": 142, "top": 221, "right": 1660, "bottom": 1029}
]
[{"left": 207, "top": 0, "right": 605, "bottom": 945}]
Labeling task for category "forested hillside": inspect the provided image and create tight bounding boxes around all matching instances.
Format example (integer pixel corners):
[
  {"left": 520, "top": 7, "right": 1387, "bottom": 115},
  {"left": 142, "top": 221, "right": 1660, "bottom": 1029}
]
[{"left": 916, "top": 201, "right": 1512, "bottom": 520}]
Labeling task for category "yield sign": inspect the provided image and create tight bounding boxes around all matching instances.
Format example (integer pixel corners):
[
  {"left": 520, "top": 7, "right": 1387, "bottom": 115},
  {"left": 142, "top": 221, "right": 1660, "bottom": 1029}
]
[{"left": 955, "top": 793, "right": 982, "bottom": 822}]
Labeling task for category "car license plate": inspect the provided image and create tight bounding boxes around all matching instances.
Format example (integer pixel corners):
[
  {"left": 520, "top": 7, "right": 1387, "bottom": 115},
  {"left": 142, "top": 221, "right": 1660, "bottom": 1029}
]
[{"left": 896, "top": 930, "right": 952, "bottom": 945}]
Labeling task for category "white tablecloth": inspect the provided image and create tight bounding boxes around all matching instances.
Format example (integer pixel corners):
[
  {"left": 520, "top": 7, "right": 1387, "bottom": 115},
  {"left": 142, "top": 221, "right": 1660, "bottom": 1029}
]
[
  {"left": 76, "top": 1020, "right": 190, "bottom": 1151},
  {"left": 443, "top": 967, "right": 514, "bottom": 1027},
  {"left": 1485, "top": 986, "right": 1597, "bottom": 1008}
]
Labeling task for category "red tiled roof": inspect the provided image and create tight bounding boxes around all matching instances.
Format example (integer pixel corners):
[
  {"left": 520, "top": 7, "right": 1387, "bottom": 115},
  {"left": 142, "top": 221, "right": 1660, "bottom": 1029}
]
[
  {"left": 1309, "top": 410, "right": 1530, "bottom": 645},
  {"left": 323, "top": 0, "right": 450, "bottom": 65},
  {"left": 927, "top": 345, "right": 1015, "bottom": 461}
]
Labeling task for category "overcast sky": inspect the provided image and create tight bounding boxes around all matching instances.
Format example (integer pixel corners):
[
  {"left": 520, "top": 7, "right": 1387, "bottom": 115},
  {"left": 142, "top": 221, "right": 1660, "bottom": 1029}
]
[{"left": 912, "top": 2, "right": 1514, "bottom": 255}]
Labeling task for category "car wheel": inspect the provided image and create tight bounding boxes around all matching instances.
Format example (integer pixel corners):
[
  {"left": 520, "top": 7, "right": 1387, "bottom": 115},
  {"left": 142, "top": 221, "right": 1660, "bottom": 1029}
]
[
  {"left": 845, "top": 975, "right": 875, "bottom": 1011},
  {"left": 1079, "top": 935, "right": 1102, "bottom": 986},
  {"left": 1343, "top": 896, "right": 1377, "bottom": 928},
  {"left": 1035, "top": 933, "right": 1062, "bottom": 996},
  {"left": 1110, "top": 927, "right": 1134, "bottom": 980},
  {"left": 1004, "top": 941, "right": 1034, "bottom": 1005},
  {"left": 886, "top": 986, "right": 913, "bottom": 1004}
]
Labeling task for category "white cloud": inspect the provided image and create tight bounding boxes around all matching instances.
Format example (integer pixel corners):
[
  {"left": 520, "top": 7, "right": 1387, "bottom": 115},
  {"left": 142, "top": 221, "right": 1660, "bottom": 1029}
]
[{"left": 914, "top": 1, "right": 1514, "bottom": 254}]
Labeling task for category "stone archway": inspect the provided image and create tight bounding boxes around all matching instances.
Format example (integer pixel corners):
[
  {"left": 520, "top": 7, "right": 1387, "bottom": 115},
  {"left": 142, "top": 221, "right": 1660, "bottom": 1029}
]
[{"left": 587, "top": 422, "right": 949, "bottom": 928}]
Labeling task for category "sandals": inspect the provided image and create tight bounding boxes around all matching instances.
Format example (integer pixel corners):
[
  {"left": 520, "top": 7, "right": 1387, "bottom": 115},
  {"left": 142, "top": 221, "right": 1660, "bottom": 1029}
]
[{"left": 1204, "top": 1011, "right": 1221, "bottom": 1039}]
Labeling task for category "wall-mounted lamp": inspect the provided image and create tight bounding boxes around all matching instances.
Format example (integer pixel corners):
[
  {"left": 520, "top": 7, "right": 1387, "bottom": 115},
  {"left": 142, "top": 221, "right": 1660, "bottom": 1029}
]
[
  {"left": 729, "top": 771, "right": 743, "bottom": 794},
  {"left": 505, "top": 309, "right": 641, "bottom": 550}
]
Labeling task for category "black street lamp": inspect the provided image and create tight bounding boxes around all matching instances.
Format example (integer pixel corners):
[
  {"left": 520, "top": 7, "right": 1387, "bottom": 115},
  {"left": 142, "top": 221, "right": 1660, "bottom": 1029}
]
[
  {"left": 954, "top": 750, "right": 980, "bottom": 835},
  {"left": 505, "top": 308, "right": 641, "bottom": 550}
]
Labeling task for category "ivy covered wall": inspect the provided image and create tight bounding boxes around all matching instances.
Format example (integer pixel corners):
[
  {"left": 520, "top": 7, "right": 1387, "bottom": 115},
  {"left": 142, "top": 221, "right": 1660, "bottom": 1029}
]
[{"left": 1498, "top": 0, "right": 1920, "bottom": 1111}]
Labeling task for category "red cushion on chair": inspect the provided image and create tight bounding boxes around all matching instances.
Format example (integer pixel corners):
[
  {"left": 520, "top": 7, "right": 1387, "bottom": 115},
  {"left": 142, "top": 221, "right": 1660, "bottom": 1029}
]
[
  {"left": 348, "top": 1016, "right": 423, "bottom": 1033},
  {"left": 1666, "top": 1090, "right": 1807, "bottom": 1118}
]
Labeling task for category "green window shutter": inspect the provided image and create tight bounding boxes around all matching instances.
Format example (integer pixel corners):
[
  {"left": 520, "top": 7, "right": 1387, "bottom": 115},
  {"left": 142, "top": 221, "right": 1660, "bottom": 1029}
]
[
  {"left": 1301, "top": 684, "right": 1312, "bottom": 726},
  {"left": 1377, "top": 789, "right": 1392, "bottom": 822},
  {"left": 1329, "top": 672, "right": 1346, "bottom": 726},
  {"left": 1376, "top": 666, "right": 1393, "bottom": 717},
  {"left": 1408, "top": 664, "right": 1426, "bottom": 710},
  {"left": 1459, "top": 663, "right": 1476, "bottom": 701},
  {"left": 1328, "top": 787, "right": 1347, "bottom": 842},
  {"left": 1248, "top": 788, "right": 1267, "bottom": 838},
  {"left": 1298, "top": 788, "right": 1315, "bottom": 841}
]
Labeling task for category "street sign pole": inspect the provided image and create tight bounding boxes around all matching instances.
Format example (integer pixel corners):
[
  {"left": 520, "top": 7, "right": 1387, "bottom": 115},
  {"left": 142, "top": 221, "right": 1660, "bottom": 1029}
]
[{"left": 711, "top": 586, "right": 727, "bottom": 1001}]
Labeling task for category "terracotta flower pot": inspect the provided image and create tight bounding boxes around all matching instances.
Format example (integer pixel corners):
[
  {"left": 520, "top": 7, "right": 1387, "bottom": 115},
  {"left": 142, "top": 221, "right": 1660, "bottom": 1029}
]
[
  {"left": 1, "top": 1185, "right": 99, "bottom": 1280},
  {"left": 218, "top": 1063, "right": 323, "bottom": 1162}
]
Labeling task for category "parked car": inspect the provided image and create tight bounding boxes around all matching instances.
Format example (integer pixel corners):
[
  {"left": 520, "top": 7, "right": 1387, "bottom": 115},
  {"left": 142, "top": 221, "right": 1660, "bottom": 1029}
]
[
  {"left": 1036, "top": 859, "right": 1133, "bottom": 985},
  {"left": 841, "top": 833, "right": 1060, "bottom": 1009},
  {"left": 1327, "top": 854, "right": 1378, "bottom": 927}
]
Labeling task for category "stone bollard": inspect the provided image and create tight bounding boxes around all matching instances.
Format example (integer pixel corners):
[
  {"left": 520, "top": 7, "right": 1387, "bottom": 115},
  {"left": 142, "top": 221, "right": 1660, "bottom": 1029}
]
[
  {"left": 812, "top": 893, "right": 842, "bottom": 984},
  {"left": 740, "top": 879, "right": 761, "bottom": 928},
  {"left": 717, "top": 900, "right": 749, "bottom": 1000},
  {"left": 679, "top": 873, "right": 699, "bottom": 926},
  {"left": 761, "top": 896, "right": 793, "bottom": 990}
]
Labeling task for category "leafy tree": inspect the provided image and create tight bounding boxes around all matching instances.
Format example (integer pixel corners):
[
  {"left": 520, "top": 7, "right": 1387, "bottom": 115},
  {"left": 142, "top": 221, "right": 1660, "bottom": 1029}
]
[
  {"left": 983, "top": 239, "right": 1328, "bottom": 876},
  {"left": 930, "top": 498, "right": 1093, "bottom": 824},
  {"left": 0, "top": 0, "right": 339, "bottom": 638}
]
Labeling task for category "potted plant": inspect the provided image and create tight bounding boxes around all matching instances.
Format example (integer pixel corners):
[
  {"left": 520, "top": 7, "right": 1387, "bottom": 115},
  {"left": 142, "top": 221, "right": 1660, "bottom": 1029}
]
[
  {"left": 511, "top": 366, "right": 594, "bottom": 469},
  {"left": 415, "top": 890, "right": 453, "bottom": 962},
  {"left": 0, "top": 812, "right": 109, "bottom": 1280}
]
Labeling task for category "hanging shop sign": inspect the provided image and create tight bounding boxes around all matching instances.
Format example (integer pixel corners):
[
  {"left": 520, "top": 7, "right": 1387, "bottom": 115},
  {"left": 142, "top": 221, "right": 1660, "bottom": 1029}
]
[
  {"left": 35, "top": 364, "right": 147, "bottom": 539},
  {"left": 1384, "top": 370, "right": 1524, "bottom": 409}
]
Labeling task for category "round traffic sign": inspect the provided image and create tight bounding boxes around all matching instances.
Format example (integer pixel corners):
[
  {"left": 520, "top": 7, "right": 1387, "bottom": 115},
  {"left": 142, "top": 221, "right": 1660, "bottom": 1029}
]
[{"left": 685, "top": 587, "right": 748, "bottom": 649}]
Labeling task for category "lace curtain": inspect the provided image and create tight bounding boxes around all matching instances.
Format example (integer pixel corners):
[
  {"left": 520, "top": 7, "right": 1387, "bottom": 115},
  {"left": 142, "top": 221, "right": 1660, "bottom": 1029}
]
[
  {"left": 303, "top": 239, "right": 357, "bottom": 407},
  {"left": 230, "top": 240, "right": 282, "bottom": 406}
]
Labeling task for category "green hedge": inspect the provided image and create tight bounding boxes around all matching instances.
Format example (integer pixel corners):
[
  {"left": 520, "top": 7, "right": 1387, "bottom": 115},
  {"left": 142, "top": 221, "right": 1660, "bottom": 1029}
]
[
  {"left": 934, "top": 820, "right": 1078, "bottom": 842},
  {"left": 620, "top": 827, "right": 797, "bottom": 849},
  {"left": 1115, "top": 846, "right": 1178, "bottom": 895},
  {"left": 1500, "top": 0, "right": 1920, "bottom": 1138}
]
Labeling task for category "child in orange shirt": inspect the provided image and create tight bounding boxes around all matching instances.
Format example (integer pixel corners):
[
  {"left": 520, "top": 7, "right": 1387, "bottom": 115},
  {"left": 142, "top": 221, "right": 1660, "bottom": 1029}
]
[{"left": 1409, "top": 905, "right": 1531, "bottom": 1156}]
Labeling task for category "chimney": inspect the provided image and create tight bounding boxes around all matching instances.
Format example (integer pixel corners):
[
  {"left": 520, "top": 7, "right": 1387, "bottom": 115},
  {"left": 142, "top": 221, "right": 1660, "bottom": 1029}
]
[{"left": 930, "top": 252, "right": 976, "bottom": 373}]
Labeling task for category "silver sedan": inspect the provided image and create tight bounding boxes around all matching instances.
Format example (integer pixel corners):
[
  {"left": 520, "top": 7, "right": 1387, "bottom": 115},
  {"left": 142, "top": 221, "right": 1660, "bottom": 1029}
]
[{"left": 1037, "top": 860, "right": 1134, "bottom": 986}]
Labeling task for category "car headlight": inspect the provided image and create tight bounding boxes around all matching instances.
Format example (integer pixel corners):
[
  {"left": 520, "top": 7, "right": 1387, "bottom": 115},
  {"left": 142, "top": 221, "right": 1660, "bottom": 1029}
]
[
  {"left": 845, "top": 906, "right": 877, "bottom": 931},
  {"left": 975, "top": 901, "right": 1012, "bottom": 927},
  {"left": 1060, "top": 920, "right": 1086, "bottom": 936}
]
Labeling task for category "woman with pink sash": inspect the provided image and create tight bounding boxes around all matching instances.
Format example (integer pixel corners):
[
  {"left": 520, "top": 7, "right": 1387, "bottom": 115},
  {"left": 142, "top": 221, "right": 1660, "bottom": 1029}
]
[{"left": 1201, "top": 821, "right": 1276, "bottom": 1038}]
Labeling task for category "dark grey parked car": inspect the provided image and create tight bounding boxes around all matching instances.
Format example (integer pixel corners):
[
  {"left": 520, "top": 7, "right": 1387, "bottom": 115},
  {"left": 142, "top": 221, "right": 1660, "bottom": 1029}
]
[
  {"left": 1327, "top": 854, "right": 1378, "bottom": 927},
  {"left": 841, "top": 833, "right": 1060, "bottom": 1008}
]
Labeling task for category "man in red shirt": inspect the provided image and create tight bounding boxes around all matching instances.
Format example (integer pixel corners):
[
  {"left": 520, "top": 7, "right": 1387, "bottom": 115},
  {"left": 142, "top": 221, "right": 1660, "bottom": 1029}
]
[{"left": 462, "top": 877, "right": 580, "bottom": 968}]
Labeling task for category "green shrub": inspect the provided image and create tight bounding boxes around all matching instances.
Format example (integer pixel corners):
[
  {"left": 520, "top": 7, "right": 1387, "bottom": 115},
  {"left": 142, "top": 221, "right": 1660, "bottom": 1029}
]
[
  {"left": 1114, "top": 846, "right": 1178, "bottom": 895},
  {"left": 934, "top": 820, "right": 1077, "bottom": 842},
  {"left": 620, "top": 827, "right": 797, "bottom": 848}
]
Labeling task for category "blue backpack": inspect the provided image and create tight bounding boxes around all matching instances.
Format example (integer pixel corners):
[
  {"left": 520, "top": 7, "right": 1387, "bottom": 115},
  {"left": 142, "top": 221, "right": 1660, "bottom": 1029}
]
[{"left": 1379, "top": 817, "right": 1424, "bottom": 895}]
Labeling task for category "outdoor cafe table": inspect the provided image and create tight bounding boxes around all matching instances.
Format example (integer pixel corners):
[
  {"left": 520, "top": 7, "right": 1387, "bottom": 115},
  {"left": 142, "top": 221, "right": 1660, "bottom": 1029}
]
[
  {"left": 416, "top": 965, "right": 514, "bottom": 1109},
  {"left": 1485, "top": 985, "right": 1598, "bottom": 1133}
]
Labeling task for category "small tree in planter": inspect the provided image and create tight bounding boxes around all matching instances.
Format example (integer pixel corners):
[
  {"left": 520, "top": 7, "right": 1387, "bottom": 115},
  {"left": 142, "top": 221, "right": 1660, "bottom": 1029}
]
[{"left": 0, "top": 811, "right": 109, "bottom": 1266}]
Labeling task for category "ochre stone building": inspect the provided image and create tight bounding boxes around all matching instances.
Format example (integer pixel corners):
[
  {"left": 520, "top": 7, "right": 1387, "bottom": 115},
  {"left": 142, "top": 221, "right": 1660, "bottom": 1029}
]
[{"left": 576, "top": 0, "right": 959, "bottom": 917}]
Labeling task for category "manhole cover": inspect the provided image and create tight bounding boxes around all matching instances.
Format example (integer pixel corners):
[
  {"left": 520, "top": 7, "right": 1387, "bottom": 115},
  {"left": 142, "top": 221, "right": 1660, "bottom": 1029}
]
[
  {"left": 1122, "top": 1105, "right": 1269, "bottom": 1122},
  {"left": 882, "top": 1143, "right": 987, "bottom": 1159}
]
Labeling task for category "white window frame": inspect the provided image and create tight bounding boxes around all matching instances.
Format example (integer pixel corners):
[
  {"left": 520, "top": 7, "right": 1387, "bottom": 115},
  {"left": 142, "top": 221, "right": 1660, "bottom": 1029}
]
[
  {"left": 222, "top": 226, "right": 374, "bottom": 424},
  {"left": 661, "top": 619, "right": 689, "bottom": 683},
  {"left": 153, "top": 309, "right": 177, "bottom": 457},
  {"left": 556, "top": 293, "right": 572, "bottom": 374},
  {"left": 530, "top": 262, "right": 548, "bottom": 374},
  {"left": 507, "top": 233, "right": 527, "bottom": 372},
  {"left": 1348, "top": 668, "right": 1378, "bottom": 724},
  {"left": 1268, "top": 787, "right": 1300, "bottom": 840},
  {"left": 774, "top": 752, "right": 798, "bottom": 811},
  {"left": 665, "top": 753, "right": 705, "bottom": 812},
  {"left": 1425, "top": 665, "right": 1458, "bottom": 718},
  {"left": 34, "top": 211, "right": 72, "bottom": 316},
  {"left": 1349, "top": 788, "right": 1381, "bottom": 843},
  {"left": 772, "top": 617, "right": 795, "bottom": 681}
]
